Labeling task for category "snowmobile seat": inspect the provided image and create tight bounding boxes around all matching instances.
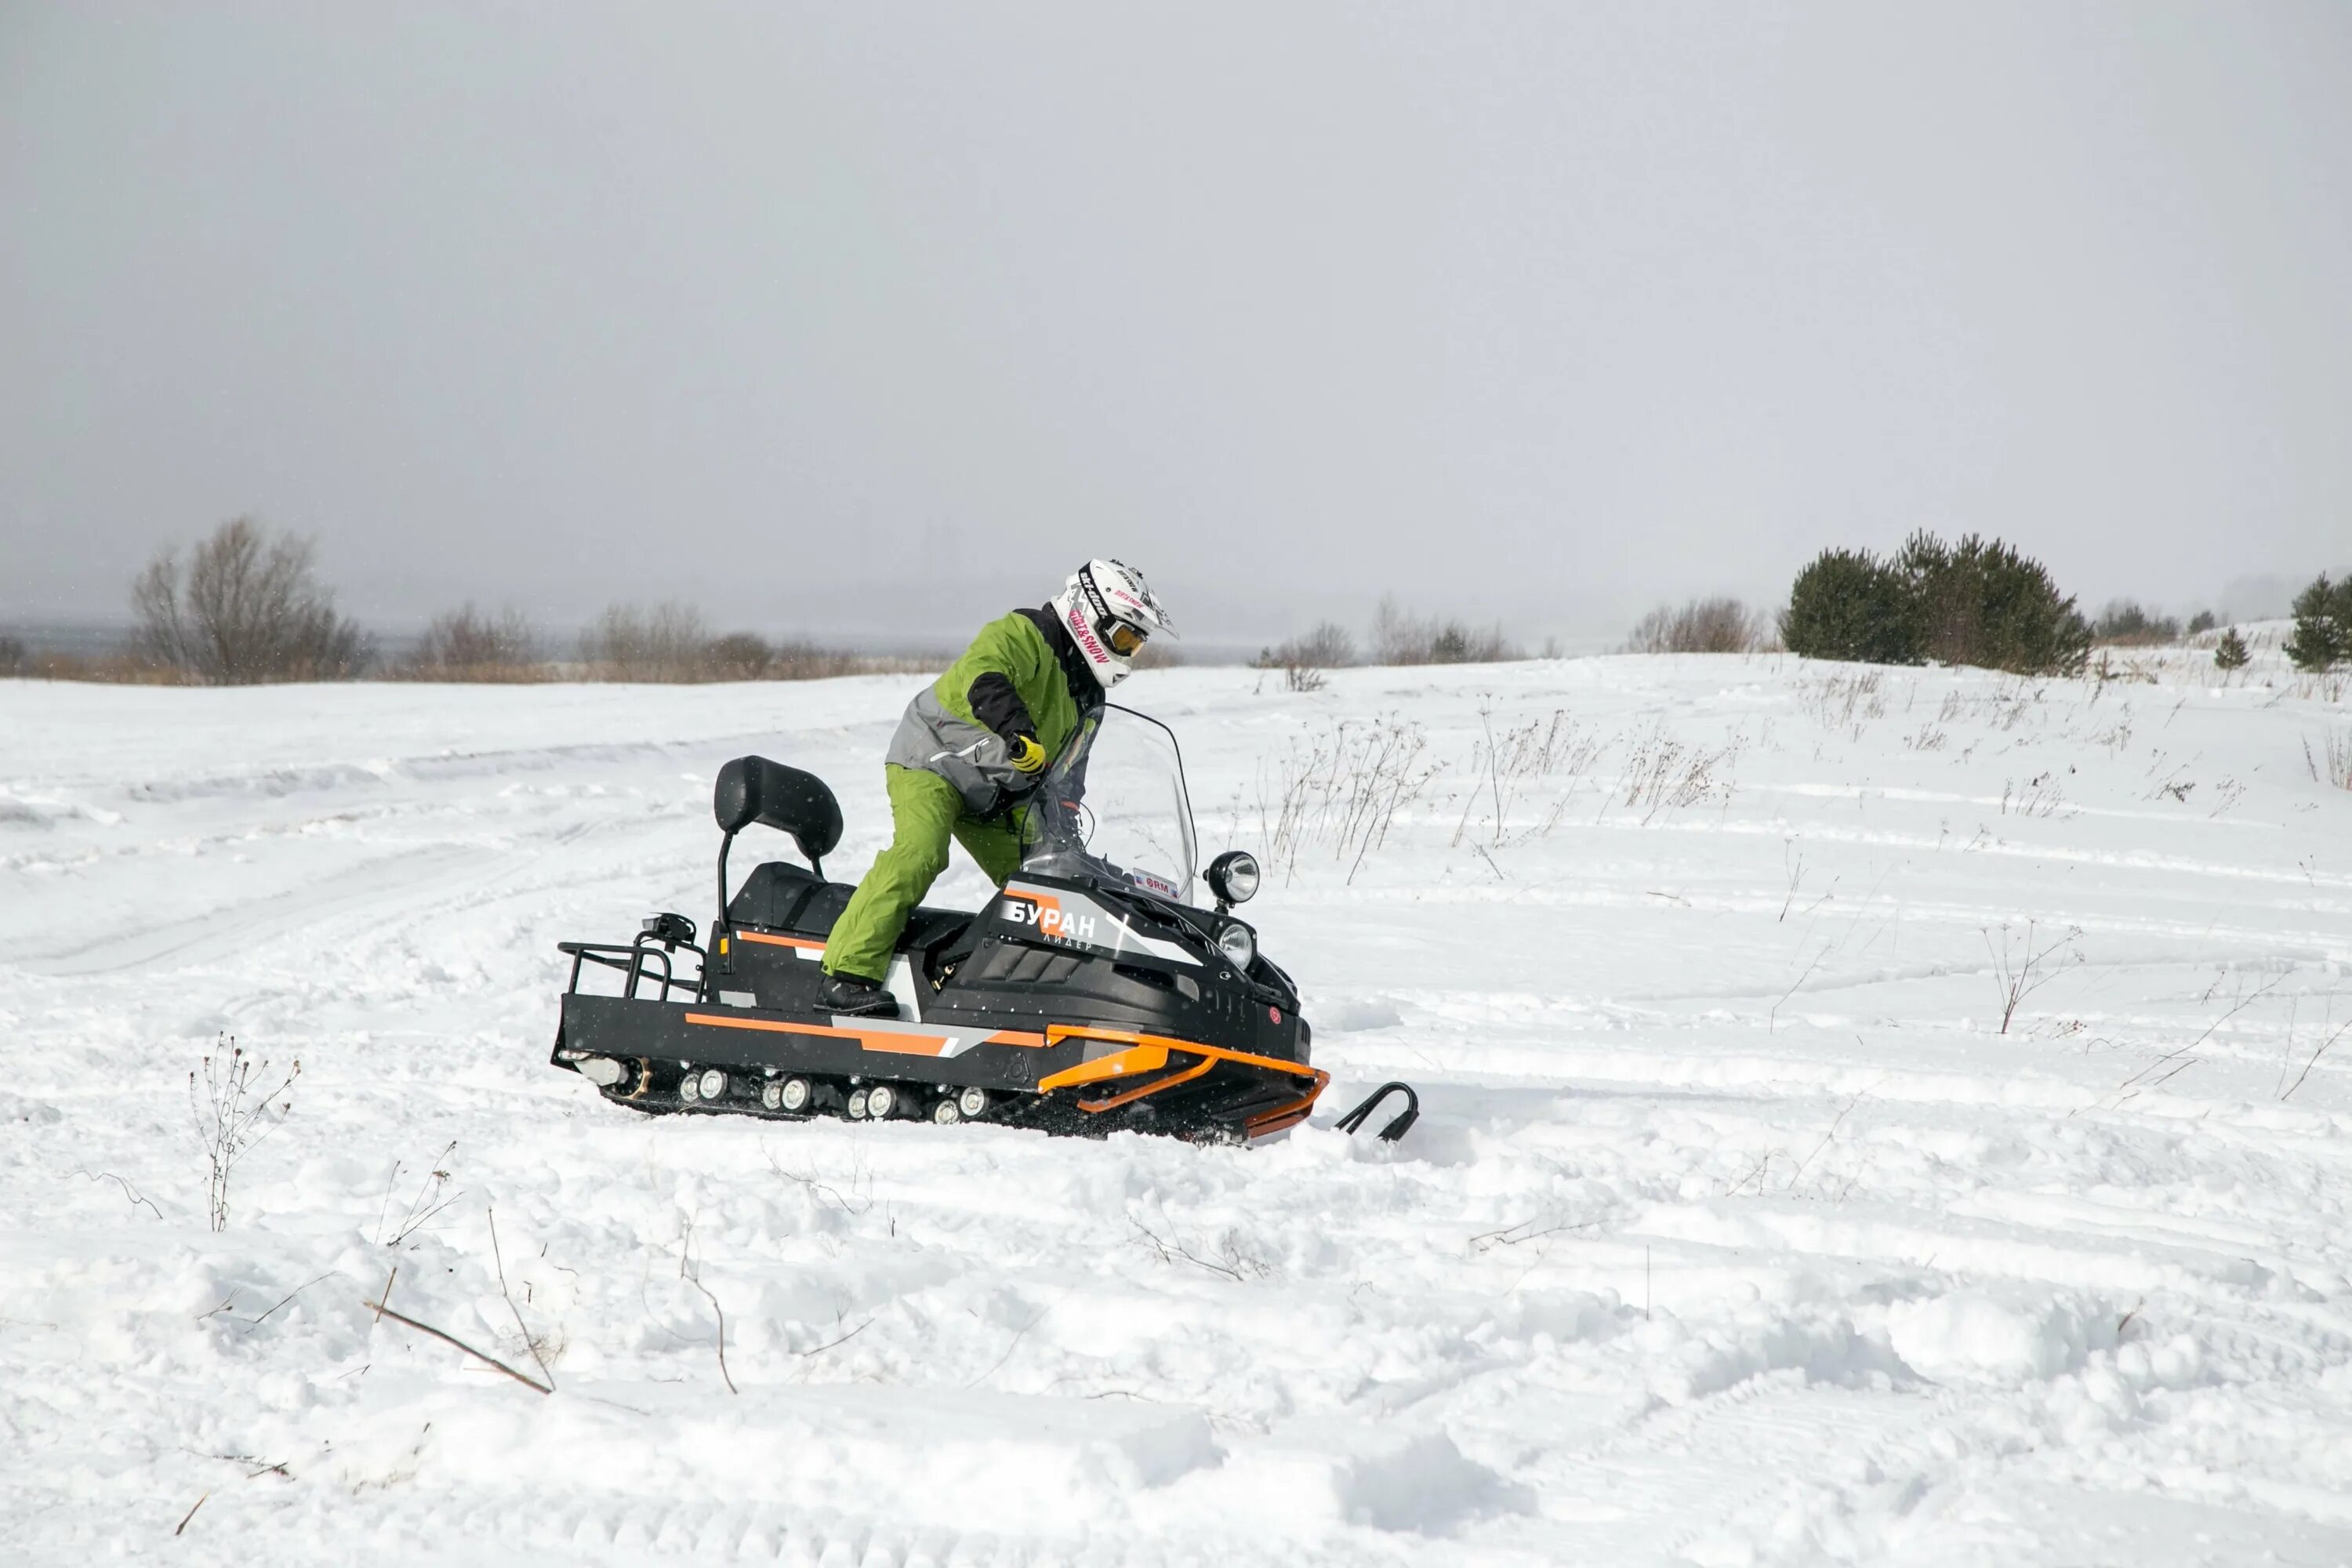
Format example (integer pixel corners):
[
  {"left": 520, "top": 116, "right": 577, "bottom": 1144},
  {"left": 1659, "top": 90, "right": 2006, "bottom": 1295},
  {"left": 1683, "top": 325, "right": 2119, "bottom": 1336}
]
[
  {"left": 713, "top": 756, "right": 842, "bottom": 867},
  {"left": 728, "top": 860, "right": 971, "bottom": 956},
  {"left": 727, "top": 859, "right": 838, "bottom": 930}
]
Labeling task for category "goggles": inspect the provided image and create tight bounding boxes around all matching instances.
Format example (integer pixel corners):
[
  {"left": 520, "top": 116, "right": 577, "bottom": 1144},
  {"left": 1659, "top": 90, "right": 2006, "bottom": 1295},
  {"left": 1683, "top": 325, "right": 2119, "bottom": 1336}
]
[{"left": 1105, "top": 619, "right": 1149, "bottom": 658}]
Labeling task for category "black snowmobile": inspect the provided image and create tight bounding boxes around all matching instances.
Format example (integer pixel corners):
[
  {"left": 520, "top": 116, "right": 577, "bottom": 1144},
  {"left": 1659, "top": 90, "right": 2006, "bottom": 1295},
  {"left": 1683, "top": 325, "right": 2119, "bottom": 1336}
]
[{"left": 549, "top": 706, "right": 1417, "bottom": 1145}]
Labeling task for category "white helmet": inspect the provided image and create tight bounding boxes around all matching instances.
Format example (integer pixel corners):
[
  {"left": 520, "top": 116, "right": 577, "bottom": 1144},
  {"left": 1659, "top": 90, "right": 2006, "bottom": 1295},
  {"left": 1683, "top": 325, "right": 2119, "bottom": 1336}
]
[{"left": 1051, "top": 558, "right": 1178, "bottom": 688}]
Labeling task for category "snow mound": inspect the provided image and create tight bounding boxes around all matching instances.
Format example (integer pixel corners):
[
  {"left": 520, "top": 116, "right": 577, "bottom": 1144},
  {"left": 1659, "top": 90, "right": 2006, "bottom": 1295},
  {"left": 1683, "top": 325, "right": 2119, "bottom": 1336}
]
[{"left": 1886, "top": 1290, "right": 2111, "bottom": 1385}]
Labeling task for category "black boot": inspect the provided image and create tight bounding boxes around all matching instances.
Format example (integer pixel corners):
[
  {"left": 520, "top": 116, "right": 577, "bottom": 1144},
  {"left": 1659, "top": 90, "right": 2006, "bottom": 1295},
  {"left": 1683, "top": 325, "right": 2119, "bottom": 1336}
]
[{"left": 821, "top": 972, "right": 899, "bottom": 1018}]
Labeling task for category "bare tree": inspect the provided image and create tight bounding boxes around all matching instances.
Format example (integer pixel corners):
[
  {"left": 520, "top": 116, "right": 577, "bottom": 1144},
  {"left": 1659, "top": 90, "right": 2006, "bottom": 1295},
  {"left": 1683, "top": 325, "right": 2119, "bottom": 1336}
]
[
  {"left": 401, "top": 604, "right": 542, "bottom": 679},
  {"left": 1256, "top": 622, "right": 1356, "bottom": 691},
  {"left": 702, "top": 632, "right": 774, "bottom": 681},
  {"left": 570, "top": 608, "right": 920, "bottom": 683},
  {"left": 1624, "top": 597, "right": 1767, "bottom": 654},
  {"left": 578, "top": 601, "right": 712, "bottom": 681},
  {"left": 133, "top": 517, "right": 368, "bottom": 683},
  {"left": 764, "top": 637, "right": 921, "bottom": 680},
  {"left": 1369, "top": 597, "right": 1520, "bottom": 666}
]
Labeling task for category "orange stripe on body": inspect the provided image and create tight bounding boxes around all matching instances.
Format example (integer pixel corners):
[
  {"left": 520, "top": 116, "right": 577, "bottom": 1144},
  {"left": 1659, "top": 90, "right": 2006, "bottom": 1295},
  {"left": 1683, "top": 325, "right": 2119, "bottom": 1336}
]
[
  {"left": 863, "top": 1034, "right": 949, "bottom": 1057},
  {"left": 685, "top": 1011, "right": 855, "bottom": 1039},
  {"left": 734, "top": 931, "right": 826, "bottom": 952}
]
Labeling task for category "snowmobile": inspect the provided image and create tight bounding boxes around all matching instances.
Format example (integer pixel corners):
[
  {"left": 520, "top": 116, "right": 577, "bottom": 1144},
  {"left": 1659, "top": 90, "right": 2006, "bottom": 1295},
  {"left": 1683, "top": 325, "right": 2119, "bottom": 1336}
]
[{"left": 549, "top": 705, "right": 1418, "bottom": 1145}]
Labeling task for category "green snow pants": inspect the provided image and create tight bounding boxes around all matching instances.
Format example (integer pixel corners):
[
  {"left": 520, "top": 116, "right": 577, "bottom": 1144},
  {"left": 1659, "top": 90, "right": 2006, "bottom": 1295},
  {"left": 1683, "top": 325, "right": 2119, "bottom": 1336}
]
[{"left": 821, "top": 763, "right": 1024, "bottom": 982}]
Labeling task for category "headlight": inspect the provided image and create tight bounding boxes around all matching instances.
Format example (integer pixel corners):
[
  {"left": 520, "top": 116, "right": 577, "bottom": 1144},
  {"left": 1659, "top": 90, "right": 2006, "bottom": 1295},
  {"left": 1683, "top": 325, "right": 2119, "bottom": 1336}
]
[
  {"left": 1206, "top": 850, "right": 1261, "bottom": 907},
  {"left": 1216, "top": 921, "right": 1255, "bottom": 969}
]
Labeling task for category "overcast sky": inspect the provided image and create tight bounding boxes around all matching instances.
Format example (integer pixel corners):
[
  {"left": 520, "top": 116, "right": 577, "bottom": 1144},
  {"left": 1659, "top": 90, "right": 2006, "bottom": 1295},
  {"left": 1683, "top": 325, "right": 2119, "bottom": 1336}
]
[{"left": 4, "top": 2, "right": 2347, "bottom": 644}]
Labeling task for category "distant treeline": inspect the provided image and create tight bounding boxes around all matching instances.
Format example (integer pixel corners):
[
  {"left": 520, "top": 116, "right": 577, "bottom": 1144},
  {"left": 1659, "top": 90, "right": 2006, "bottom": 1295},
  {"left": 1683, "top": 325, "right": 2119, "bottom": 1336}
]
[
  {"left": 3, "top": 516, "right": 1559, "bottom": 688},
  {"left": 7, "top": 515, "right": 2342, "bottom": 687},
  {"left": 0, "top": 517, "right": 935, "bottom": 685}
]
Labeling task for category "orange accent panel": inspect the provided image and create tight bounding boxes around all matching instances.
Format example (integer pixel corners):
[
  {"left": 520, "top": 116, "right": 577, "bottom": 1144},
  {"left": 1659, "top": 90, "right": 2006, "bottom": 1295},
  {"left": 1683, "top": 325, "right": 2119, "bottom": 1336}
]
[
  {"left": 686, "top": 1011, "right": 855, "bottom": 1039},
  {"left": 1035, "top": 1044, "right": 1171, "bottom": 1093},
  {"left": 735, "top": 931, "right": 826, "bottom": 951},
  {"left": 984, "top": 1029, "right": 1049, "bottom": 1048},
  {"left": 1078, "top": 1055, "right": 1216, "bottom": 1113}
]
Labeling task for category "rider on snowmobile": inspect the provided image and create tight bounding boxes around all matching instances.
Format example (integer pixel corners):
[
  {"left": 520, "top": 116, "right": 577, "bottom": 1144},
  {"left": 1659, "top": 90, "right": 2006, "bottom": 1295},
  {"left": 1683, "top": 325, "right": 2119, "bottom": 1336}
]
[{"left": 818, "top": 559, "right": 1178, "bottom": 1017}]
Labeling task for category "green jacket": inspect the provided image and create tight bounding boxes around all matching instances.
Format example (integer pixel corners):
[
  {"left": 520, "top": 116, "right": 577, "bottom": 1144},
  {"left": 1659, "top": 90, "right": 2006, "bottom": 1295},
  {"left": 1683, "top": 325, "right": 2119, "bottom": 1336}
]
[{"left": 884, "top": 609, "right": 1096, "bottom": 815}]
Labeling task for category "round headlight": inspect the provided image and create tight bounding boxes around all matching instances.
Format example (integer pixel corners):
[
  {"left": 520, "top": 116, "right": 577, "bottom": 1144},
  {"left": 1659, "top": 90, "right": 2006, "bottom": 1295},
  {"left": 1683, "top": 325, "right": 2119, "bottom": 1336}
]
[
  {"left": 1216, "top": 921, "right": 1256, "bottom": 969},
  {"left": 1207, "top": 850, "right": 1261, "bottom": 906}
]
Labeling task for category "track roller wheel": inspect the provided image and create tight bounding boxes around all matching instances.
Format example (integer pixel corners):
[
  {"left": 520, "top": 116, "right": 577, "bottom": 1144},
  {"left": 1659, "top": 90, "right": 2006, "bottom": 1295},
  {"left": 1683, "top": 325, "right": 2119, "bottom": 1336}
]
[
  {"left": 930, "top": 1098, "right": 962, "bottom": 1125},
  {"left": 956, "top": 1086, "right": 989, "bottom": 1120},
  {"left": 694, "top": 1068, "right": 729, "bottom": 1103},
  {"left": 846, "top": 1087, "right": 870, "bottom": 1120},
  {"left": 763, "top": 1076, "right": 812, "bottom": 1114},
  {"left": 866, "top": 1083, "right": 899, "bottom": 1120},
  {"left": 679, "top": 1066, "right": 704, "bottom": 1104}
]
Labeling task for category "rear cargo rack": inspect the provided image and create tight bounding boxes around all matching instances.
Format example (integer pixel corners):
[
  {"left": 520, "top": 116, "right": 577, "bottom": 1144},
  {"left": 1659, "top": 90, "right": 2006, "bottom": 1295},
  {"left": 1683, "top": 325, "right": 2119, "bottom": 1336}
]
[{"left": 558, "top": 938, "right": 701, "bottom": 1002}]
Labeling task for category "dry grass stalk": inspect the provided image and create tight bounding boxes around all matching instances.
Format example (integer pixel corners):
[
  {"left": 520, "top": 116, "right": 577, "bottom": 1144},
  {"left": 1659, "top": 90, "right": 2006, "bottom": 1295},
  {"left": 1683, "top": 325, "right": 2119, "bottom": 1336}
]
[
  {"left": 1254, "top": 717, "right": 1442, "bottom": 882},
  {"left": 188, "top": 1036, "right": 300, "bottom": 1232},
  {"left": 365, "top": 1298, "right": 553, "bottom": 1395},
  {"left": 1984, "top": 920, "right": 2081, "bottom": 1034}
]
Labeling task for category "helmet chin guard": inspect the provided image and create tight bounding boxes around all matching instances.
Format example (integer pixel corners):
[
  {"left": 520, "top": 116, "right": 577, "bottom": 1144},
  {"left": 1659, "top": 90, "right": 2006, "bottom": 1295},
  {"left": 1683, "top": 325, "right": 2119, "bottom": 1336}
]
[{"left": 1051, "top": 559, "right": 1177, "bottom": 688}]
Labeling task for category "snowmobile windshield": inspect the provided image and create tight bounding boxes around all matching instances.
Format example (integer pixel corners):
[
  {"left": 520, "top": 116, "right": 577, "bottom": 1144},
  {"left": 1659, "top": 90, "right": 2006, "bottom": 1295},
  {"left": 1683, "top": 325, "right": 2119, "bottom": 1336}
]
[{"left": 1019, "top": 706, "right": 1198, "bottom": 906}]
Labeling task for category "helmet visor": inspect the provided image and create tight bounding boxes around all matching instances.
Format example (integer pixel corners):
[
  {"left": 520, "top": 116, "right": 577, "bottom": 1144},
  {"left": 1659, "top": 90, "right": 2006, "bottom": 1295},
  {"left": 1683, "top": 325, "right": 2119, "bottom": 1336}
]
[{"left": 1105, "top": 619, "right": 1149, "bottom": 658}]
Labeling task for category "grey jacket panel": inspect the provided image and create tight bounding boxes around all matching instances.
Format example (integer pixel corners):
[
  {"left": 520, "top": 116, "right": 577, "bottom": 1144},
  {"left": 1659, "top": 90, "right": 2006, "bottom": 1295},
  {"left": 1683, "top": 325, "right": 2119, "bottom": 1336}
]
[{"left": 886, "top": 687, "right": 1029, "bottom": 815}]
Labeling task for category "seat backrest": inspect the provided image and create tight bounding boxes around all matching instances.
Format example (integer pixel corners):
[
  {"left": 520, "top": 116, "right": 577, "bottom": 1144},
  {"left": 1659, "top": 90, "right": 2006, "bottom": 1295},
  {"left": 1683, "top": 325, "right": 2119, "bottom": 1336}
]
[{"left": 713, "top": 756, "right": 843, "bottom": 865}]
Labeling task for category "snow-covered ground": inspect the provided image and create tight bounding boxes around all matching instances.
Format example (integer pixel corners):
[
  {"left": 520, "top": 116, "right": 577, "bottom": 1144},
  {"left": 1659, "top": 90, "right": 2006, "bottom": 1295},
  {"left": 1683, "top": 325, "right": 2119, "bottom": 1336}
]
[{"left": 4, "top": 649, "right": 2350, "bottom": 1566}]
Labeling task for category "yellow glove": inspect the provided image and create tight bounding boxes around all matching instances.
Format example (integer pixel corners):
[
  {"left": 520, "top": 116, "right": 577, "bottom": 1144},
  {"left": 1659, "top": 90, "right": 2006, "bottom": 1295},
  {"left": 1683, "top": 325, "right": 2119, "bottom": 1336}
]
[{"left": 1008, "top": 734, "right": 1049, "bottom": 774}]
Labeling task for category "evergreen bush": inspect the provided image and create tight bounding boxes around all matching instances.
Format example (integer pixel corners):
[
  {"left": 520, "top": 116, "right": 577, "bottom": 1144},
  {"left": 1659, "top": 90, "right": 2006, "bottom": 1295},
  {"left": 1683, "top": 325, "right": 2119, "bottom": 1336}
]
[
  {"left": 2214, "top": 628, "right": 2250, "bottom": 671},
  {"left": 1779, "top": 549, "right": 1922, "bottom": 664},
  {"left": 1897, "top": 532, "right": 2089, "bottom": 675},
  {"left": 2285, "top": 574, "right": 2352, "bottom": 671},
  {"left": 1780, "top": 533, "right": 2088, "bottom": 676}
]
